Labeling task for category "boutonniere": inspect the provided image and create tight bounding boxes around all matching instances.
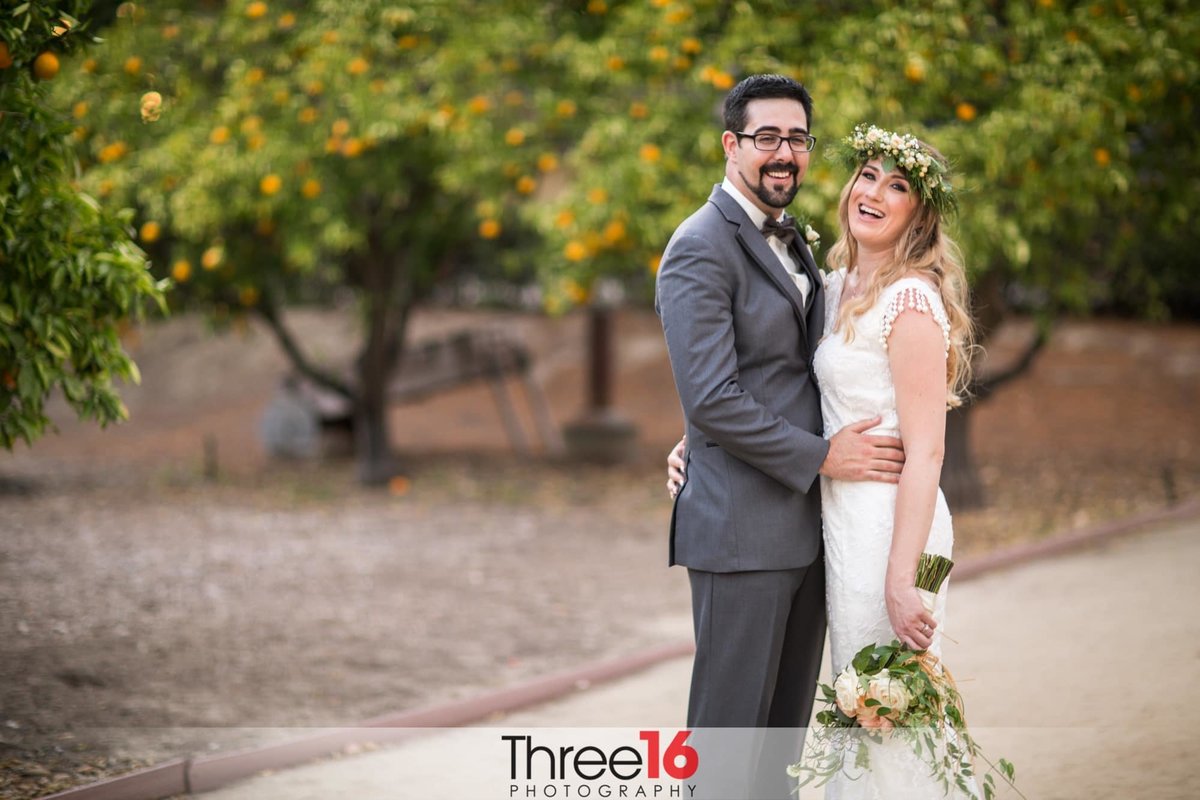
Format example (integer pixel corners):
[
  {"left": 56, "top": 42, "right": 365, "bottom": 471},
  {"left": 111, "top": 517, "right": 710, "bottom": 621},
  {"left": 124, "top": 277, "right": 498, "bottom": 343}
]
[{"left": 803, "top": 223, "right": 821, "bottom": 253}]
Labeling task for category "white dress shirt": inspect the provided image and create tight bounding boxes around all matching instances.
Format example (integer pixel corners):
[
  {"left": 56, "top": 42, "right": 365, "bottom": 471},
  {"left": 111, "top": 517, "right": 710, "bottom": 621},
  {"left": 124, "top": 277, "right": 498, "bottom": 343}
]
[{"left": 720, "top": 178, "right": 811, "bottom": 306}]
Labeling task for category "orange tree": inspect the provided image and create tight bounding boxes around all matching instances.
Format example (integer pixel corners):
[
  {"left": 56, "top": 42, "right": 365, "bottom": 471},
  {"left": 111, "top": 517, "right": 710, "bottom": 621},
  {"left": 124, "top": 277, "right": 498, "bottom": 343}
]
[
  {"left": 500, "top": 0, "right": 1196, "bottom": 504},
  {"left": 54, "top": 0, "right": 1197, "bottom": 488},
  {"left": 1, "top": 0, "right": 165, "bottom": 450},
  {"left": 55, "top": 0, "right": 603, "bottom": 482},
  {"left": 514, "top": 0, "right": 1198, "bottom": 505}
]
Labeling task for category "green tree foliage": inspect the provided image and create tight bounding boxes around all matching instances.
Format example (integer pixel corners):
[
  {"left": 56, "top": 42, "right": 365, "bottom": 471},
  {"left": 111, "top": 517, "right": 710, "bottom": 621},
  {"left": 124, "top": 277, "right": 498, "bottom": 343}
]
[
  {"left": 1, "top": 0, "right": 166, "bottom": 449},
  {"left": 48, "top": 0, "right": 1198, "bottom": 481},
  {"left": 517, "top": 0, "right": 1198, "bottom": 329}
]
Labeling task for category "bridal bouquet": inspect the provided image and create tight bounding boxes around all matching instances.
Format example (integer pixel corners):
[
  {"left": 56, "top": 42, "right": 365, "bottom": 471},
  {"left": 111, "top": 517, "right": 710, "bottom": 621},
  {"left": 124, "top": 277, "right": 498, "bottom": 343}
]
[{"left": 788, "top": 554, "right": 1022, "bottom": 799}]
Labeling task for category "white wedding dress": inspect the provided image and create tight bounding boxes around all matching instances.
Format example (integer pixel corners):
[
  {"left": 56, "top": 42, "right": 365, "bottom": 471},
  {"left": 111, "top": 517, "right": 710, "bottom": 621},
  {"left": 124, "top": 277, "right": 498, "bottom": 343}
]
[{"left": 812, "top": 269, "right": 973, "bottom": 800}]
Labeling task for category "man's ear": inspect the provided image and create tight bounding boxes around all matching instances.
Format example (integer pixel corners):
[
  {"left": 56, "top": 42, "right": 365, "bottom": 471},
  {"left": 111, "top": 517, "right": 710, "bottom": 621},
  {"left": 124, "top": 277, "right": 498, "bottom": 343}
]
[{"left": 721, "top": 130, "right": 739, "bottom": 161}]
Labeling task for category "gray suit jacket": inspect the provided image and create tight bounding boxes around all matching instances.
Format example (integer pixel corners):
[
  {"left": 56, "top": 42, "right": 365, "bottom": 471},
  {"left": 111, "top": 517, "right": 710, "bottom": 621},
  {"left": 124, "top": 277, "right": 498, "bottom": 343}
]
[{"left": 656, "top": 185, "right": 829, "bottom": 572}]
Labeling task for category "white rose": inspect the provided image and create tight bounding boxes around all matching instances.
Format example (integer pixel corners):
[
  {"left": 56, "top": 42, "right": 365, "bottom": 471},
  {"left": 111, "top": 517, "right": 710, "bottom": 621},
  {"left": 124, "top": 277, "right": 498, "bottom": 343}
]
[
  {"left": 833, "top": 667, "right": 861, "bottom": 717},
  {"left": 866, "top": 671, "right": 912, "bottom": 717}
]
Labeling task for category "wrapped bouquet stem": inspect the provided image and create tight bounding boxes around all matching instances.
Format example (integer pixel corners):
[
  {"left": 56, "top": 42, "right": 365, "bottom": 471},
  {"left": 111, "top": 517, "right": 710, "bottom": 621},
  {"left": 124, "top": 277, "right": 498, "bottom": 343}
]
[{"left": 915, "top": 552, "right": 954, "bottom": 613}]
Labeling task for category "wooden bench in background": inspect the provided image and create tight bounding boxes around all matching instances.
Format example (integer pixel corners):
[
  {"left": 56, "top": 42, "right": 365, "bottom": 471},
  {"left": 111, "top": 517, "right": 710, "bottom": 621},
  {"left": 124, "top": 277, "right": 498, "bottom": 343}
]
[{"left": 262, "top": 329, "right": 563, "bottom": 458}]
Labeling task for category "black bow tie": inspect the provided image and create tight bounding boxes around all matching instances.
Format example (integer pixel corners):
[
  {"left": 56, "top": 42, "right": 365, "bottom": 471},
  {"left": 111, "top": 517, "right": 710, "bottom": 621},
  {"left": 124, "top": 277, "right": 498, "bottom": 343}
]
[{"left": 761, "top": 216, "right": 798, "bottom": 246}]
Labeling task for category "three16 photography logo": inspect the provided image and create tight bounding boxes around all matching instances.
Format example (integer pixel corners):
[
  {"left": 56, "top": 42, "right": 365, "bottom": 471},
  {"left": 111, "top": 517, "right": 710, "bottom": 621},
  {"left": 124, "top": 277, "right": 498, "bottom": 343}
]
[{"left": 501, "top": 729, "right": 698, "bottom": 798}]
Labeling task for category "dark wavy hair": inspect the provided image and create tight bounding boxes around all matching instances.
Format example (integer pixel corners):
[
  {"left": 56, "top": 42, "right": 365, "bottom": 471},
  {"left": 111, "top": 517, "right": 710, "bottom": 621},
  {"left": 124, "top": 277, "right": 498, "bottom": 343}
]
[{"left": 722, "top": 74, "right": 814, "bottom": 132}]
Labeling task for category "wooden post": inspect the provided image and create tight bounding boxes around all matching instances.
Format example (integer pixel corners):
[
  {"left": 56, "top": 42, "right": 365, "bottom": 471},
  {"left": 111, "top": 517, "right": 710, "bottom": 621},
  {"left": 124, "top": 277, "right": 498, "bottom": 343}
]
[{"left": 563, "top": 305, "right": 638, "bottom": 463}]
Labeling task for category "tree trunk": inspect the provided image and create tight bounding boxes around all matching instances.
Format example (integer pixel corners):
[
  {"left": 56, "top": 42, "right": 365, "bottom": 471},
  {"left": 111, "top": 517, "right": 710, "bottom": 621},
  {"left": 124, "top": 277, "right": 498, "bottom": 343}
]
[
  {"left": 939, "top": 270, "right": 1005, "bottom": 510},
  {"left": 353, "top": 251, "right": 408, "bottom": 486},
  {"left": 355, "top": 289, "right": 392, "bottom": 484},
  {"left": 940, "top": 401, "right": 985, "bottom": 510},
  {"left": 563, "top": 306, "right": 638, "bottom": 464},
  {"left": 939, "top": 269, "right": 1050, "bottom": 510},
  {"left": 354, "top": 382, "right": 392, "bottom": 485}
]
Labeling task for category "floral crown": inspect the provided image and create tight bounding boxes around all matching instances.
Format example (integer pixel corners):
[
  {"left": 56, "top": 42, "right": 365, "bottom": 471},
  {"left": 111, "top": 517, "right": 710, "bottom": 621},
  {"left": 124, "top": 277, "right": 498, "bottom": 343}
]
[{"left": 829, "top": 124, "right": 958, "bottom": 216}]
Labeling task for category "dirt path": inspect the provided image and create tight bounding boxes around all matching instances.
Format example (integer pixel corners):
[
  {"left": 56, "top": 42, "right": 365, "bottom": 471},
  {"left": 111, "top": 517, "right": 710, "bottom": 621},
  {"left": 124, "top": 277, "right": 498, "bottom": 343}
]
[{"left": 189, "top": 515, "right": 1200, "bottom": 800}]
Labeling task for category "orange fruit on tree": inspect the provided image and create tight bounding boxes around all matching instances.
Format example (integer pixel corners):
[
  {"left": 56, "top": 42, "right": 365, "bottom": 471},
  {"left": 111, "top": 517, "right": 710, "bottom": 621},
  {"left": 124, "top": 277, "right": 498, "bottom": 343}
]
[
  {"left": 0, "top": 42, "right": 13, "bottom": 70},
  {"left": 201, "top": 246, "right": 223, "bottom": 270},
  {"left": 564, "top": 240, "right": 588, "bottom": 262},
  {"left": 33, "top": 52, "right": 60, "bottom": 80}
]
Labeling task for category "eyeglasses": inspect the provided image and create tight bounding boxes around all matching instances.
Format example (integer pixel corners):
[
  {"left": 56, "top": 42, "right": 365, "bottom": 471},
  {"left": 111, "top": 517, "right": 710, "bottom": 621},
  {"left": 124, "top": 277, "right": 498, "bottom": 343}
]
[{"left": 734, "top": 131, "right": 817, "bottom": 153}]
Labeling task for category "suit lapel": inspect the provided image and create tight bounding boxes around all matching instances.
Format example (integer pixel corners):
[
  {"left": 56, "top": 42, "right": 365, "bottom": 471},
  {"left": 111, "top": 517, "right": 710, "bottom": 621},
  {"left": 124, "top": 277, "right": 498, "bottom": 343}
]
[
  {"left": 795, "top": 240, "right": 825, "bottom": 339},
  {"left": 708, "top": 187, "right": 810, "bottom": 342},
  {"left": 792, "top": 239, "right": 820, "bottom": 305}
]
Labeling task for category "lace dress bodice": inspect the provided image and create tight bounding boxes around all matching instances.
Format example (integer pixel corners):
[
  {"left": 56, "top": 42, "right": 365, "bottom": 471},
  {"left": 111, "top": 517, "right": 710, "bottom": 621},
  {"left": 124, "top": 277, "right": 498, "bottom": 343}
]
[{"left": 814, "top": 269, "right": 951, "bottom": 442}]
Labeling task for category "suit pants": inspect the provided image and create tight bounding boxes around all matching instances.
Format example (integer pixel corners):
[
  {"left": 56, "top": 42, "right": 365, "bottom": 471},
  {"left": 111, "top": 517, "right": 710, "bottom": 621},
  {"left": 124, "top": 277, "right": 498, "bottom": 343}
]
[{"left": 686, "top": 558, "right": 826, "bottom": 799}]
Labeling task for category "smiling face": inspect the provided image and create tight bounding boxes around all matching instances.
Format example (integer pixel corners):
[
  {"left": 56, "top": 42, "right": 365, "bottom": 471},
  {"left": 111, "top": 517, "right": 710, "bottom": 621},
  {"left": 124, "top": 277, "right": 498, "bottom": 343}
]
[
  {"left": 722, "top": 97, "right": 810, "bottom": 215},
  {"left": 847, "top": 158, "right": 921, "bottom": 252}
]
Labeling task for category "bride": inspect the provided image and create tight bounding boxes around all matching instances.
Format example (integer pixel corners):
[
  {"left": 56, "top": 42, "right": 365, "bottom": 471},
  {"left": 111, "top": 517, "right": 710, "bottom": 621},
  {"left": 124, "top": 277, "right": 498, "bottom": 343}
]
[{"left": 668, "top": 124, "right": 976, "bottom": 797}]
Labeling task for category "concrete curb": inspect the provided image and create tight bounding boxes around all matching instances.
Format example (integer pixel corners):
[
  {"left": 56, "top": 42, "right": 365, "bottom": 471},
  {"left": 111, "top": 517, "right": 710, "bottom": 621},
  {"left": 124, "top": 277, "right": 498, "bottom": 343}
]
[{"left": 41, "top": 499, "right": 1199, "bottom": 800}]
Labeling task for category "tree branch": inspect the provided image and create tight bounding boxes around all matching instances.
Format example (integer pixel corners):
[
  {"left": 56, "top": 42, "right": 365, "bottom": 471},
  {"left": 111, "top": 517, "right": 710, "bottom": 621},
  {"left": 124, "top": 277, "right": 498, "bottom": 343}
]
[
  {"left": 256, "top": 296, "right": 355, "bottom": 401},
  {"left": 970, "top": 324, "right": 1050, "bottom": 402}
]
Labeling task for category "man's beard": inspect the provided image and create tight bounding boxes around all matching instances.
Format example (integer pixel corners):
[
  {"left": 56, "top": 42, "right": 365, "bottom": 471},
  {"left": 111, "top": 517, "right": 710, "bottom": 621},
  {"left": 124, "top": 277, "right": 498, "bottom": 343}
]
[{"left": 747, "top": 163, "right": 801, "bottom": 208}]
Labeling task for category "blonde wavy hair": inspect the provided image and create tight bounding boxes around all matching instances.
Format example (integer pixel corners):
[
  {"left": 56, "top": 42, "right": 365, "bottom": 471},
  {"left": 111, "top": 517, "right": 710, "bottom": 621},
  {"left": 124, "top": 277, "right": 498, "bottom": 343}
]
[{"left": 825, "top": 145, "right": 975, "bottom": 407}]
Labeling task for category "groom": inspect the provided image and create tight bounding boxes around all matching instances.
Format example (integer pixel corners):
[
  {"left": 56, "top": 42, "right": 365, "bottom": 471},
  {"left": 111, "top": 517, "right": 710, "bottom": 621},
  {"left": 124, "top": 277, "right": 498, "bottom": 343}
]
[{"left": 655, "top": 74, "right": 903, "bottom": 796}]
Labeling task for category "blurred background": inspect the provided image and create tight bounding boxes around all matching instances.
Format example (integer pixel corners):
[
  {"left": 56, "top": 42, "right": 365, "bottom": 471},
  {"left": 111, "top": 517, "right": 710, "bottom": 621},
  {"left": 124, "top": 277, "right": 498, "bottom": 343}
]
[{"left": 2, "top": 1, "right": 1198, "bottom": 796}]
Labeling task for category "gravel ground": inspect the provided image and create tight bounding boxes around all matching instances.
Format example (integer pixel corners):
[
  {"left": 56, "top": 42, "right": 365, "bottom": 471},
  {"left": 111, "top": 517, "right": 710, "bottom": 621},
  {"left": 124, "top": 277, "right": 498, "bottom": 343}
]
[
  {"left": 1, "top": 309, "right": 1198, "bottom": 798},
  {"left": 0, "top": 456, "right": 691, "bottom": 798}
]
